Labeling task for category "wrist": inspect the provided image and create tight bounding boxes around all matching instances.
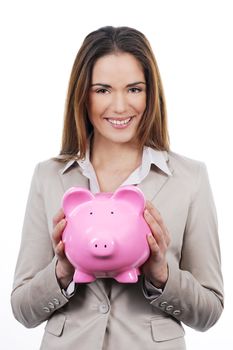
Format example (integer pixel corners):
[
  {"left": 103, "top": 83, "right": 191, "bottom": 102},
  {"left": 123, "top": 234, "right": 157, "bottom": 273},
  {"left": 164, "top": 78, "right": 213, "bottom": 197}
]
[
  {"left": 55, "top": 261, "right": 74, "bottom": 289},
  {"left": 149, "top": 263, "right": 168, "bottom": 289},
  {"left": 59, "top": 276, "right": 73, "bottom": 289},
  {"left": 149, "top": 278, "right": 166, "bottom": 290}
]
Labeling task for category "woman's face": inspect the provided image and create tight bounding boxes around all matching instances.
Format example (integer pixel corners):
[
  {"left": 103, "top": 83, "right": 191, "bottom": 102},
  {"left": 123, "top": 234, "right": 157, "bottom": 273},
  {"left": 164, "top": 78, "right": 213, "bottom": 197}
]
[{"left": 88, "top": 52, "right": 146, "bottom": 146}]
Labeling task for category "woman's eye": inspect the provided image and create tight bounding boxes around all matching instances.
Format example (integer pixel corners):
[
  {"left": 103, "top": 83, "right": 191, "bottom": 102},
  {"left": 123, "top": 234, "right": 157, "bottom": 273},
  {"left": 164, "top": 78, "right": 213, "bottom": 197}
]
[
  {"left": 96, "top": 88, "right": 109, "bottom": 94},
  {"left": 129, "top": 87, "right": 141, "bottom": 93}
]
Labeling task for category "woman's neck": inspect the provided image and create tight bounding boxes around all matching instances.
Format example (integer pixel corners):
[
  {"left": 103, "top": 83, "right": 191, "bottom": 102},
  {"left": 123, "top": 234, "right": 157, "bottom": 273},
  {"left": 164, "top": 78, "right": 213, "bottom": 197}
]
[{"left": 90, "top": 136, "right": 142, "bottom": 173}]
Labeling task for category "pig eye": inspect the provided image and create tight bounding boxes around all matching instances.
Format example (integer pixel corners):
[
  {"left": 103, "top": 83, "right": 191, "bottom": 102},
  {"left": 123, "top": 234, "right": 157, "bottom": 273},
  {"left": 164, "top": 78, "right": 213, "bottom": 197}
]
[
  {"left": 111, "top": 211, "right": 114, "bottom": 214},
  {"left": 89, "top": 212, "right": 93, "bottom": 215}
]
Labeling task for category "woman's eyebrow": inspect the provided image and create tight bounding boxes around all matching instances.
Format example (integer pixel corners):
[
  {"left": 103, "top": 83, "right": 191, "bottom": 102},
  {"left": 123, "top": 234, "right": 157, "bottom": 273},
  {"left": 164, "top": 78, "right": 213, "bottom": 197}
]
[
  {"left": 90, "top": 81, "right": 146, "bottom": 88},
  {"left": 127, "top": 81, "right": 146, "bottom": 87}
]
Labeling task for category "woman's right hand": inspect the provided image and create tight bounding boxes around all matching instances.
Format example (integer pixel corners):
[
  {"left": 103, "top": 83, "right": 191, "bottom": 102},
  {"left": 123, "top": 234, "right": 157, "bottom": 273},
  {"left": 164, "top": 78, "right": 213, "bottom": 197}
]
[{"left": 52, "top": 208, "right": 74, "bottom": 289}]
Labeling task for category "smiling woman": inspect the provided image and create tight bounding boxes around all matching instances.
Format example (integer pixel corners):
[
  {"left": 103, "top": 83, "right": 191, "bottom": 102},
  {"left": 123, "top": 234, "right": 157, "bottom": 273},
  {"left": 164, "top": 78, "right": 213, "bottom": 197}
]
[
  {"left": 56, "top": 26, "right": 169, "bottom": 162},
  {"left": 88, "top": 53, "right": 147, "bottom": 144},
  {"left": 11, "top": 26, "right": 224, "bottom": 350}
]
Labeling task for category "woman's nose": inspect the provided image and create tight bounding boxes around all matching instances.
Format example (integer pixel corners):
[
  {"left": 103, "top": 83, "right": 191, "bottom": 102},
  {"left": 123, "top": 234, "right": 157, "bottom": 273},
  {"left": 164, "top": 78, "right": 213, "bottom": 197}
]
[{"left": 111, "top": 93, "right": 128, "bottom": 114}]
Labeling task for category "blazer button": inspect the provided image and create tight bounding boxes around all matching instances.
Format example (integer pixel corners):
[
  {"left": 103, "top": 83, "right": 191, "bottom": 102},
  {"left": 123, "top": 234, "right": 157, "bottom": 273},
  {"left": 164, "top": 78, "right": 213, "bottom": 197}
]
[
  {"left": 99, "top": 303, "right": 109, "bottom": 314},
  {"left": 166, "top": 305, "right": 174, "bottom": 311},
  {"left": 43, "top": 307, "right": 50, "bottom": 313},
  {"left": 48, "top": 302, "right": 55, "bottom": 309},
  {"left": 52, "top": 298, "right": 60, "bottom": 305},
  {"left": 159, "top": 301, "right": 168, "bottom": 307},
  {"left": 173, "top": 310, "right": 181, "bottom": 316}
]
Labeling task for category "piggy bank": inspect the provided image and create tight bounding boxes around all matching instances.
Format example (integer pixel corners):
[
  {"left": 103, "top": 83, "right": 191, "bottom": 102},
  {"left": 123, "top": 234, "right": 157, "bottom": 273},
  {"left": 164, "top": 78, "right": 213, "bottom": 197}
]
[{"left": 62, "top": 186, "right": 151, "bottom": 283}]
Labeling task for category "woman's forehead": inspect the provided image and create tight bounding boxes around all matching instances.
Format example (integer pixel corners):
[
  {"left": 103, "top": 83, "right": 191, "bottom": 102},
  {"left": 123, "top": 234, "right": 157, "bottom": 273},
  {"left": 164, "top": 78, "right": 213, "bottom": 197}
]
[{"left": 91, "top": 53, "right": 145, "bottom": 84}]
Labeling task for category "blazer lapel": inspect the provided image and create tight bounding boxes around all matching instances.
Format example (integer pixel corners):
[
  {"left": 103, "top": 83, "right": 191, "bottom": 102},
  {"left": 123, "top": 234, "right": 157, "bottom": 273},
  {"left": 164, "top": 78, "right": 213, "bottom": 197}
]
[
  {"left": 137, "top": 164, "right": 173, "bottom": 202},
  {"left": 58, "top": 162, "right": 89, "bottom": 192}
]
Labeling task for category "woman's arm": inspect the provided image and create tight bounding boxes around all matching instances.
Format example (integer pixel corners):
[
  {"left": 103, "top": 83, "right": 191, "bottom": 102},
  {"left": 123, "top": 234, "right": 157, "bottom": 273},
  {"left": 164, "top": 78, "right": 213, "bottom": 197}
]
[
  {"left": 11, "top": 163, "right": 71, "bottom": 328},
  {"left": 142, "top": 163, "right": 224, "bottom": 331}
]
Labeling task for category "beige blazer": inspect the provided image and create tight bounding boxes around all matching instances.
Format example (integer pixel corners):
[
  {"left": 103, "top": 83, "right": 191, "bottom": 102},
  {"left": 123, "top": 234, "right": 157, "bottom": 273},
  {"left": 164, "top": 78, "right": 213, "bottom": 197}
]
[{"left": 11, "top": 151, "right": 224, "bottom": 350}]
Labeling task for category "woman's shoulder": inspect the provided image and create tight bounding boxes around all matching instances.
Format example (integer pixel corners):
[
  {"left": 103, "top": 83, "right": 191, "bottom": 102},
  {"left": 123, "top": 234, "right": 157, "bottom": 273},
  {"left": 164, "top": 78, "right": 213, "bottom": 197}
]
[
  {"left": 168, "top": 150, "right": 205, "bottom": 166},
  {"left": 33, "top": 156, "right": 75, "bottom": 178},
  {"left": 167, "top": 150, "right": 207, "bottom": 178}
]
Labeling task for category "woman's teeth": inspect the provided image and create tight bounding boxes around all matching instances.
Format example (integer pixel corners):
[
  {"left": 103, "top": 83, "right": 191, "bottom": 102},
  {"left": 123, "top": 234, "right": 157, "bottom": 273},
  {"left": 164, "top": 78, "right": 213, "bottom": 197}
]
[{"left": 107, "top": 117, "right": 132, "bottom": 125}]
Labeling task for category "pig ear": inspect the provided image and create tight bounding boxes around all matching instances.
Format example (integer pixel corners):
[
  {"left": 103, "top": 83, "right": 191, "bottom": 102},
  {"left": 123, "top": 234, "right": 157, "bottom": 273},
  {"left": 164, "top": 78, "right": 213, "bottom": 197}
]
[
  {"left": 62, "top": 187, "right": 95, "bottom": 215},
  {"left": 111, "top": 186, "right": 145, "bottom": 213}
]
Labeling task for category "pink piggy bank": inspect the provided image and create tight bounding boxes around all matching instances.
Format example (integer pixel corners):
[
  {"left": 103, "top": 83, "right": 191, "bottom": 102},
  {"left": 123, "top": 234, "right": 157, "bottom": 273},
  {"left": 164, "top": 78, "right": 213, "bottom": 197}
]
[{"left": 62, "top": 186, "right": 151, "bottom": 283}]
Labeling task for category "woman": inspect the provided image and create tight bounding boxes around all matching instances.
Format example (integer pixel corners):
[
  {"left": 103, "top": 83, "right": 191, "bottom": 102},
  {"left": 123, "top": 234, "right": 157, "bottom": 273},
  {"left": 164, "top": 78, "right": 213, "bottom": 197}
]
[{"left": 11, "top": 26, "right": 224, "bottom": 350}]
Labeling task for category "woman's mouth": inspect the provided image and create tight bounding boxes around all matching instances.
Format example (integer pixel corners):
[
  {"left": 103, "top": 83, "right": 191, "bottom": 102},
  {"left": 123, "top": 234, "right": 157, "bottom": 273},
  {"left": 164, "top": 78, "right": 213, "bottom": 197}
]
[{"left": 105, "top": 117, "right": 134, "bottom": 129}]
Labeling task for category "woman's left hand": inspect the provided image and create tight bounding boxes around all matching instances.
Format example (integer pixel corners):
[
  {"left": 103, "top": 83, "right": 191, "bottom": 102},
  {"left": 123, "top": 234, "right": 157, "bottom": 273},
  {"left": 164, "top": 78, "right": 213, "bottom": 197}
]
[{"left": 141, "top": 201, "right": 171, "bottom": 289}]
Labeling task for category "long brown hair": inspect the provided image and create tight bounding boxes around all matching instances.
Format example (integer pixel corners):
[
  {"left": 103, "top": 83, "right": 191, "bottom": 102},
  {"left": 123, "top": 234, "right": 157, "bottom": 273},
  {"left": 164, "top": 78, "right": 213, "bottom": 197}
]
[{"left": 55, "top": 26, "right": 169, "bottom": 162}]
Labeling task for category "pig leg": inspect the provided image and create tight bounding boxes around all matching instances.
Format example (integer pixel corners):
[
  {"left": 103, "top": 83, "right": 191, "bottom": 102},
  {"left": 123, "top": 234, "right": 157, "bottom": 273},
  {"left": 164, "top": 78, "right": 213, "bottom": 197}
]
[
  {"left": 115, "top": 268, "right": 139, "bottom": 283},
  {"left": 73, "top": 269, "right": 96, "bottom": 283}
]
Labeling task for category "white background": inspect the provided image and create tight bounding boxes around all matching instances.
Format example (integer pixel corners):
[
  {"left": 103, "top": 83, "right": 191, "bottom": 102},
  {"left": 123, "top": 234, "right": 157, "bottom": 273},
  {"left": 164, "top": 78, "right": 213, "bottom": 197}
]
[{"left": 0, "top": 0, "right": 232, "bottom": 348}]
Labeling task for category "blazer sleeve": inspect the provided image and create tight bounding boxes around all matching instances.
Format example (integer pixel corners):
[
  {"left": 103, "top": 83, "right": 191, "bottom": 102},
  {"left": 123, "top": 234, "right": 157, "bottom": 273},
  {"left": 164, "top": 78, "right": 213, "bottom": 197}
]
[
  {"left": 11, "top": 163, "right": 70, "bottom": 328},
  {"left": 143, "top": 162, "right": 224, "bottom": 331}
]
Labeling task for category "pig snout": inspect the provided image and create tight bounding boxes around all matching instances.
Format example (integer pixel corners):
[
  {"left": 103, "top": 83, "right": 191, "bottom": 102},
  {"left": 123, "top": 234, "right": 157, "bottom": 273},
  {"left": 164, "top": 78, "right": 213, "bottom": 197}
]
[{"left": 89, "top": 237, "right": 115, "bottom": 257}]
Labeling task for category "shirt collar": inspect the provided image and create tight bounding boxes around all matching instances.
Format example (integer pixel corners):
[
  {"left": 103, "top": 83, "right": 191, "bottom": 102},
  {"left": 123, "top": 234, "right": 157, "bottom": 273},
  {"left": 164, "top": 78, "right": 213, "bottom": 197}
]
[
  {"left": 61, "top": 158, "right": 79, "bottom": 174},
  {"left": 145, "top": 147, "right": 172, "bottom": 176},
  {"left": 61, "top": 146, "right": 172, "bottom": 176}
]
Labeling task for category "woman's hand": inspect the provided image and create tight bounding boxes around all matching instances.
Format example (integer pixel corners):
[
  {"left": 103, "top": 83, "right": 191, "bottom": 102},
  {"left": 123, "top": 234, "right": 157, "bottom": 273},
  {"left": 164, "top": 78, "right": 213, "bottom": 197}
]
[
  {"left": 141, "top": 201, "right": 171, "bottom": 289},
  {"left": 52, "top": 208, "right": 74, "bottom": 288}
]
